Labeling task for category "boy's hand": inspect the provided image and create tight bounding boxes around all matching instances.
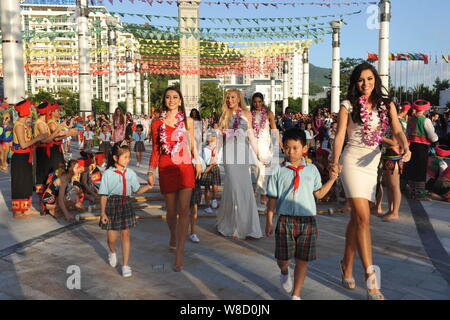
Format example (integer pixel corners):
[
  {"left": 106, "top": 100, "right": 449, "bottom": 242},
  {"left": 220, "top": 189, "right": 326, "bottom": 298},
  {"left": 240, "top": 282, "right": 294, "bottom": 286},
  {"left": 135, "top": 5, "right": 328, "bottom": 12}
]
[
  {"left": 100, "top": 213, "right": 109, "bottom": 224},
  {"left": 265, "top": 221, "right": 274, "bottom": 237}
]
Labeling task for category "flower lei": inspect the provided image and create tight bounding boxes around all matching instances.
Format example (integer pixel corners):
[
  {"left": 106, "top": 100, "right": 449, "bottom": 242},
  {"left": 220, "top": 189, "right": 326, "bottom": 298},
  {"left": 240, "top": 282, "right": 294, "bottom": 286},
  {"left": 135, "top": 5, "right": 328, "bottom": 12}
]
[
  {"left": 159, "top": 111, "right": 185, "bottom": 157},
  {"left": 359, "top": 96, "right": 390, "bottom": 146},
  {"left": 252, "top": 106, "right": 268, "bottom": 138},
  {"left": 226, "top": 108, "right": 242, "bottom": 138}
]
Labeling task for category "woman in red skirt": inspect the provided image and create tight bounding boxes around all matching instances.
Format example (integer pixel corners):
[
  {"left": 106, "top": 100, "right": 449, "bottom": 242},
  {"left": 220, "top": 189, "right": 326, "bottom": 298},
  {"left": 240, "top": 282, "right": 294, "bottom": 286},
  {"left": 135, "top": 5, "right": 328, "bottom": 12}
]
[{"left": 147, "top": 87, "right": 202, "bottom": 272}]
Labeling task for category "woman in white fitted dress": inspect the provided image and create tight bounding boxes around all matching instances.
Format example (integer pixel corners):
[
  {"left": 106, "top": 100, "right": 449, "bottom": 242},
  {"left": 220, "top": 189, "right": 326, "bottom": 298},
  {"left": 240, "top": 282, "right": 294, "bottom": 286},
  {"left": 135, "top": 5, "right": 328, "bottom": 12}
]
[
  {"left": 250, "top": 92, "right": 283, "bottom": 211},
  {"left": 330, "top": 63, "right": 411, "bottom": 300},
  {"left": 216, "top": 89, "right": 265, "bottom": 239}
]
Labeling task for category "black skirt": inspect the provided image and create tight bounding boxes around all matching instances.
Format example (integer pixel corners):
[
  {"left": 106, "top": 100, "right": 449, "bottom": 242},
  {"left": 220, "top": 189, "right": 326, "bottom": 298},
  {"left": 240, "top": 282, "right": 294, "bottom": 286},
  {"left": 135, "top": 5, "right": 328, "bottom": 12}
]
[
  {"left": 35, "top": 146, "right": 51, "bottom": 193},
  {"left": 11, "top": 153, "right": 33, "bottom": 212},
  {"left": 49, "top": 144, "right": 65, "bottom": 173},
  {"left": 404, "top": 142, "right": 429, "bottom": 182}
]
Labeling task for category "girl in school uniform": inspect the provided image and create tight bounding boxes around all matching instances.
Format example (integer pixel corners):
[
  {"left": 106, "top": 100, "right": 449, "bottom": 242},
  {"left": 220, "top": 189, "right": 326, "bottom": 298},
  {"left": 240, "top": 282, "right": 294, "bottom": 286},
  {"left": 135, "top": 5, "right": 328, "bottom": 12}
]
[
  {"left": 200, "top": 132, "right": 222, "bottom": 213},
  {"left": 99, "top": 142, "right": 152, "bottom": 277},
  {"left": 132, "top": 124, "right": 146, "bottom": 167}
]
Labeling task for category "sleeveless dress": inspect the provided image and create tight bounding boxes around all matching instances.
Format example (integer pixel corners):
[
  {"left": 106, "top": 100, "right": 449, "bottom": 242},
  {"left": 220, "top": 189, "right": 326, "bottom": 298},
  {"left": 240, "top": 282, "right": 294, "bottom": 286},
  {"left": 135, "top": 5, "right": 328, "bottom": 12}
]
[
  {"left": 149, "top": 118, "right": 195, "bottom": 194},
  {"left": 251, "top": 109, "right": 273, "bottom": 196},
  {"left": 339, "top": 100, "right": 383, "bottom": 202},
  {"left": 216, "top": 113, "right": 263, "bottom": 239},
  {"left": 112, "top": 118, "right": 125, "bottom": 143}
]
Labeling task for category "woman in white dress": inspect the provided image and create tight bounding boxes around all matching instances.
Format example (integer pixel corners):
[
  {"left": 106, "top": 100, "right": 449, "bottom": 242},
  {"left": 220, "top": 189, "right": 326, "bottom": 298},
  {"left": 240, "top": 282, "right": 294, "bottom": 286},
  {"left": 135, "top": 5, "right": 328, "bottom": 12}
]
[
  {"left": 216, "top": 89, "right": 265, "bottom": 239},
  {"left": 190, "top": 108, "right": 203, "bottom": 151},
  {"left": 250, "top": 92, "right": 282, "bottom": 211},
  {"left": 330, "top": 63, "right": 411, "bottom": 300}
]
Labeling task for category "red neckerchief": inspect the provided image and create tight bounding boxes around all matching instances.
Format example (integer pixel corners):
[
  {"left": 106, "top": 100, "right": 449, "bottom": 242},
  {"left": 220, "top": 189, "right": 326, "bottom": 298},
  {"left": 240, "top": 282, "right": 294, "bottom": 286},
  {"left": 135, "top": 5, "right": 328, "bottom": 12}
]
[
  {"left": 286, "top": 163, "right": 305, "bottom": 193},
  {"left": 114, "top": 169, "right": 127, "bottom": 202}
]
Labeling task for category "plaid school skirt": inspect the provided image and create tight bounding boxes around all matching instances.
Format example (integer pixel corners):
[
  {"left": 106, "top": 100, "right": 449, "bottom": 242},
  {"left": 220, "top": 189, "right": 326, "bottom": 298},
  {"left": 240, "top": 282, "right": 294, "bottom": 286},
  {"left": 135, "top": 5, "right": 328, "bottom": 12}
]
[
  {"left": 190, "top": 183, "right": 202, "bottom": 206},
  {"left": 99, "top": 195, "right": 136, "bottom": 231},
  {"left": 134, "top": 141, "right": 146, "bottom": 153},
  {"left": 199, "top": 165, "right": 221, "bottom": 187}
]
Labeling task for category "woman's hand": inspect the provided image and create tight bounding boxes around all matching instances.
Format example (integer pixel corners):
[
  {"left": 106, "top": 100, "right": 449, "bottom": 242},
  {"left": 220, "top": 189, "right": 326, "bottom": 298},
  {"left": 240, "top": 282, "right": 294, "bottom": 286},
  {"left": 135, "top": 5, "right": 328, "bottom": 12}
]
[
  {"left": 147, "top": 172, "right": 155, "bottom": 188},
  {"left": 402, "top": 149, "right": 411, "bottom": 163},
  {"left": 100, "top": 213, "right": 109, "bottom": 225},
  {"left": 328, "top": 162, "right": 342, "bottom": 176},
  {"left": 195, "top": 163, "right": 202, "bottom": 179}
]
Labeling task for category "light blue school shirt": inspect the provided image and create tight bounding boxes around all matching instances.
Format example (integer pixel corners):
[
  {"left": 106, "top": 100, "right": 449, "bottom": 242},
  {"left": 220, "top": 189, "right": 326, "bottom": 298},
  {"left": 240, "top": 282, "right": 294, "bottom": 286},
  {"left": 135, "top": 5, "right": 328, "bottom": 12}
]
[
  {"left": 98, "top": 167, "right": 141, "bottom": 196},
  {"left": 266, "top": 159, "right": 322, "bottom": 217},
  {"left": 132, "top": 131, "right": 146, "bottom": 142}
]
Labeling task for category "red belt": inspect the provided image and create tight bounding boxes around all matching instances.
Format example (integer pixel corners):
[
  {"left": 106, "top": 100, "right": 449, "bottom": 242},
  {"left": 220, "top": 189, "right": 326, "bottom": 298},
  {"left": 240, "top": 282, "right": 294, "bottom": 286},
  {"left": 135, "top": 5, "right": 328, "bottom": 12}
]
[
  {"left": 13, "top": 147, "right": 34, "bottom": 163},
  {"left": 38, "top": 142, "right": 54, "bottom": 158},
  {"left": 54, "top": 141, "right": 63, "bottom": 153}
]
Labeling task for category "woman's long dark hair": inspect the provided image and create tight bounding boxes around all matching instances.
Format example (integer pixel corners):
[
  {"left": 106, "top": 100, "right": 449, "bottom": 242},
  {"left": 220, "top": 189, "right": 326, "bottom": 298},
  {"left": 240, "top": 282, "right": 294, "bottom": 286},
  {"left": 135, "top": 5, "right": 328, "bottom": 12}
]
[
  {"left": 250, "top": 92, "right": 265, "bottom": 111},
  {"left": 347, "top": 62, "right": 391, "bottom": 125},
  {"left": 113, "top": 107, "right": 124, "bottom": 126},
  {"left": 161, "top": 86, "right": 188, "bottom": 127},
  {"left": 190, "top": 108, "right": 201, "bottom": 121}
]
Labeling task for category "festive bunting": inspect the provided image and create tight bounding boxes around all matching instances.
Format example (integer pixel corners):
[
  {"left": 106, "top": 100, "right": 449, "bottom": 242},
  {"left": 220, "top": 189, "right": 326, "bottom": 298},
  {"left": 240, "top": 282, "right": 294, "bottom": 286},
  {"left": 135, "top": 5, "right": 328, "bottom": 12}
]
[
  {"left": 95, "top": 0, "right": 377, "bottom": 8},
  {"left": 107, "top": 10, "right": 361, "bottom": 24}
]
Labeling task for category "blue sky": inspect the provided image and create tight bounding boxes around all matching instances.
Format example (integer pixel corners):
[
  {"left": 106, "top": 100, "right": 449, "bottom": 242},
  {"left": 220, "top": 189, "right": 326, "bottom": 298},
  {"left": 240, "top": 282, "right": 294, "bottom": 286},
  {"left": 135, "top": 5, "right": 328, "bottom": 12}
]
[{"left": 92, "top": 0, "right": 450, "bottom": 70}]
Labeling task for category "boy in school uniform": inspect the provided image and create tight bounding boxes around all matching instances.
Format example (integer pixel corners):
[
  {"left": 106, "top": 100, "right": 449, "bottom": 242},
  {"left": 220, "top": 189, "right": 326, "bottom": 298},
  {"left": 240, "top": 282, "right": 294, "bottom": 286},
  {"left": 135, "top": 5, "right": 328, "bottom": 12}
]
[{"left": 265, "top": 128, "right": 339, "bottom": 300}]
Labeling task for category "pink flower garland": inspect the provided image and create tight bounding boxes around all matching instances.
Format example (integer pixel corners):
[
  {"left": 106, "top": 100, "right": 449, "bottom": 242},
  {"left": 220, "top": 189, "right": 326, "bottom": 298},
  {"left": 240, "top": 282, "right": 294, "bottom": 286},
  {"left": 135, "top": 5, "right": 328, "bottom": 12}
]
[
  {"left": 359, "top": 96, "right": 390, "bottom": 146},
  {"left": 252, "top": 106, "right": 268, "bottom": 138},
  {"left": 159, "top": 111, "right": 185, "bottom": 157},
  {"left": 226, "top": 108, "right": 242, "bottom": 138}
]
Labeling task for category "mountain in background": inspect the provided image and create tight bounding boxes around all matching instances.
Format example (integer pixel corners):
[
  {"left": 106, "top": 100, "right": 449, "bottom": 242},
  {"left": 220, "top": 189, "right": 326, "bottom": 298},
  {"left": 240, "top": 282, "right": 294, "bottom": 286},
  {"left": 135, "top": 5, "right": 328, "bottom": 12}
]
[{"left": 310, "top": 64, "right": 331, "bottom": 88}]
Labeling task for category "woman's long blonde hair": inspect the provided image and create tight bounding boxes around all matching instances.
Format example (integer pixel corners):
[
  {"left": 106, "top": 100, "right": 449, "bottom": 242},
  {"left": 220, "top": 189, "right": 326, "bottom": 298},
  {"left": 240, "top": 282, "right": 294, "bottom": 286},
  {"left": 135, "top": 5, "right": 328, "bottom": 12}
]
[{"left": 218, "top": 88, "right": 249, "bottom": 130}]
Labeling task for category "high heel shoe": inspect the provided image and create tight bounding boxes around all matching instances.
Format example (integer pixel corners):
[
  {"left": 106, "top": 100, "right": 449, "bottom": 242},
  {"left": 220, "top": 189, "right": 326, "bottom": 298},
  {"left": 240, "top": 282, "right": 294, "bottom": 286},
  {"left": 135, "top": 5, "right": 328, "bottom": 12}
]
[
  {"left": 339, "top": 260, "right": 356, "bottom": 290},
  {"left": 366, "top": 268, "right": 385, "bottom": 300},
  {"left": 172, "top": 265, "right": 184, "bottom": 272}
]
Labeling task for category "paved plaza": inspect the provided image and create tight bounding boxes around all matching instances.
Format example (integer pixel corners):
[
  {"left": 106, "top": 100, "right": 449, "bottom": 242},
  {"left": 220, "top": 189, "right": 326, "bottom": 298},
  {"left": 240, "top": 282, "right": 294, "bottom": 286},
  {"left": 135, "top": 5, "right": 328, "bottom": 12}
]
[{"left": 0, "top": 143, "right": 449, "bottom": 300}]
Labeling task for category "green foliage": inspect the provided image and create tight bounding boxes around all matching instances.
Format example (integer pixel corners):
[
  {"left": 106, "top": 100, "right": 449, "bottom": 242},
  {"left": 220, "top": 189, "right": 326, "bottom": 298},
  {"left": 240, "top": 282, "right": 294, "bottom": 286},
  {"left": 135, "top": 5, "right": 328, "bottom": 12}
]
[
  {"left": 28, "top": 89, "right": 55, "bottom": 105},
  {"left": 56, "top": 89, "right": 79, "bottom": 116},
  {"left": 199, "top": 82, "right": 224, "bottom": 118},
  {"left": 391, "top": 77, "right": 450, "bottom": 106},
  {"left": 92, "top": 98, "right": 108, "bottom": 115}
]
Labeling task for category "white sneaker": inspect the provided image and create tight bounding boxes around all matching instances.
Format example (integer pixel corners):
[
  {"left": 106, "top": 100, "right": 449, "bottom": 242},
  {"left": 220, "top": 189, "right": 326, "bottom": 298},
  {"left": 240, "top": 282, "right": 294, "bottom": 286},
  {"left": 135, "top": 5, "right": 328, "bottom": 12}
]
[
  {"left": 204, "top": 207, "right": 214, "bottom": 214},
  {"left": 189, "top": 234, "right": 200, "bottom": 243},
  {"left": 108, "top": 252, "right": 117, "bottom": 268},
  {"left": 211, "top": 199, "right": 218, "bottom": 209},
  {"left": 291, "top": 296, "right": 302, "bottom": 300},
  {"left": 257, "top": 203, "right": 267, "bottom": 212},
  {"left": 280, "top": 272, "right": 293, "bottom": 295},
  {"left": 122, "top": 265, "right": 132, "bottom": 278},
  {"left": 136, "top": 162, "right": 140, "bottom": 167}
]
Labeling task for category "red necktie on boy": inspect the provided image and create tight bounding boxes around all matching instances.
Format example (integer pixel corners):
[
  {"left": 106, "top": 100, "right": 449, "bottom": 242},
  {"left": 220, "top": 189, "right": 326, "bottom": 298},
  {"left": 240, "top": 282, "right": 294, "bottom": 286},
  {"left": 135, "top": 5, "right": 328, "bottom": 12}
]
[{"left": 287, "top": 165, "right": 305, "bottom": 193}]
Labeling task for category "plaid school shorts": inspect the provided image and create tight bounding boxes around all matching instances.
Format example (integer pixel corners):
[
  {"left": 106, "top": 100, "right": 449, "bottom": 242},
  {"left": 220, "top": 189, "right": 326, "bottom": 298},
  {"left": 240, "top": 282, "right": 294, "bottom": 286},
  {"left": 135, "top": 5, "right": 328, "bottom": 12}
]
[
  {"left": 275, "top": 215, "right": 318, "bottom": 261},
  {"left": 99, "top": 195, "right": 136, "bottom": 231}
]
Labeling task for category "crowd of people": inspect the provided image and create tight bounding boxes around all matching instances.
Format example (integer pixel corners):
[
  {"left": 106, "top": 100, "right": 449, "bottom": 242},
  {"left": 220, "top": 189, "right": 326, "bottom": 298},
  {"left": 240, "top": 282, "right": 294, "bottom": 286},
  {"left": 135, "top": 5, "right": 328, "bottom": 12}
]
[{"left": 1, "top": 62, "right": 450, "bottom": 300}]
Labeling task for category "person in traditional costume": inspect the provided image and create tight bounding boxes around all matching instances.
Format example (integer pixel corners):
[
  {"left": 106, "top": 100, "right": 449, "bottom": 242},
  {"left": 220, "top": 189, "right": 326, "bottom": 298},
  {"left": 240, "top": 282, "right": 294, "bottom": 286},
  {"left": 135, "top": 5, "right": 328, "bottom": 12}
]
[
  {"left": 0, "top": 112, "right": 13, "bottom": 171},
  {"left": 425, "top": 145, "right": 449, "bottom": 199},
  {"left": 404, "top": 100, "right": 439, "bottom": 200},
  {"left": 47, "top": 103, "right": 77, "bottom": 173},
  {"left": 11, "top": 99, "right": 48, "bottom": 219},
  {"left": 41, "top": 159, "right": 89, "bottom": 220},
  {"left": 34, "top": 101, "right": 63, "bottom": 196}
]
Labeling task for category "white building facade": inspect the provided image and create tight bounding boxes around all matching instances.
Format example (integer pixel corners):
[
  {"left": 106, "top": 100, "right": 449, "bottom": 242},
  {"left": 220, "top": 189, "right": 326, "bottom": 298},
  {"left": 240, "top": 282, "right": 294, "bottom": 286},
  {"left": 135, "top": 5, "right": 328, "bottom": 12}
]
[{"left": 0, "top": 2, "right": 140, "bottom": 104}]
